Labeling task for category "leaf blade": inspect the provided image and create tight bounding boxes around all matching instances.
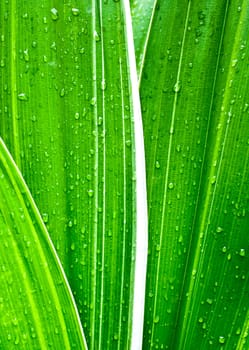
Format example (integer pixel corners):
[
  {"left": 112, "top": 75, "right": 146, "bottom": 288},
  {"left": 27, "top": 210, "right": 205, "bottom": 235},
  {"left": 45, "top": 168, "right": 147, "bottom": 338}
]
[{"left": 0, "top": 137, "right": 87, "bottom": 349}]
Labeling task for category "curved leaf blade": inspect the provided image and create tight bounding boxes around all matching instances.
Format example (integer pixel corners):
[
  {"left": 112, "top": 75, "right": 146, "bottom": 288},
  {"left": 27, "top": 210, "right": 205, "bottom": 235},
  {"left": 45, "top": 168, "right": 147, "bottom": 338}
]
[{"left": 0, "top": 138, "right": 87, "bottom": 349}]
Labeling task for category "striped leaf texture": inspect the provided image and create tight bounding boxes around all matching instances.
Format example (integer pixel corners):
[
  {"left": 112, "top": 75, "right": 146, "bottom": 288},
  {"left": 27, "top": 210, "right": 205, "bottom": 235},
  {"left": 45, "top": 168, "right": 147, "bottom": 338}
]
[
  {"left": 0, "top": 1, "right": 147, "bottom": 349},
  {"left": 137, "top": 0, "right": 249, "bottom": 348},
  {"left": 0, "top": 138, "right": 87, "bottom": 349}
]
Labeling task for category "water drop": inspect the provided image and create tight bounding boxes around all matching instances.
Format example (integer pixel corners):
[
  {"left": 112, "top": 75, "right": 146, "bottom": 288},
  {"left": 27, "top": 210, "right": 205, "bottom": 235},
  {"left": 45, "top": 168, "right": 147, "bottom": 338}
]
[
  {"left": 173, "top": 81, "right": 181, "bottom": 93},
  {"left": 101, "top": 79, "right": 106, "bottom": 90},
  {"left": 70, "top": 242, "right": 75, "bottom": 251},
  {"left": 75, "top": 112, "right": 80, "bottom": 120},
  {"left": 155, "top": 161, "right": 160, "bottom": 169},
  {"left": 24, "top": 49, "right": 29, "bottom": 62},
  {"left": 87, "top": 189, "right": 94, "bottom": 197},
  {"left": 72, "top": 8, "right": 80, "bottom": 16},
  {"left": 211, "top": 175, "right": 216, "bottom": 184},
  {"left": 239, "top": 248, "right": 245, "bottom": 257},
  {"left": 18, "top": 93, "right": 28, "bottom": 101},
  {"left": 51, "top": 8, "right": 59, "bottom": 21},
  {"left": 94, "top": 30, "right": 100, "bottom": 42},
  {"left": 125, "top": 140, "right": 131, "bottom": 147},
  {"left": 236, "top": 328, "right": 241, "bottom": 335},
  {"left": 168, "top": 182, "right": 174, "bottom": 189},
  {"left": 42, "top": 213, "right": 49, "bottom": 223},
  {"left": 219, "top": 336, "right": 225, "bottom": 344},
  {"left": 60, "top": 88, "right": 65, "bottom": 97},
  {"left": 153, "top": 315, "right": 160, "bottom": 323},
  {"left": 90, "top": 97, "right": 96, "bottom": 106},
  {"left": 176, "top": 144, "right": 181, "bottom": 152}
]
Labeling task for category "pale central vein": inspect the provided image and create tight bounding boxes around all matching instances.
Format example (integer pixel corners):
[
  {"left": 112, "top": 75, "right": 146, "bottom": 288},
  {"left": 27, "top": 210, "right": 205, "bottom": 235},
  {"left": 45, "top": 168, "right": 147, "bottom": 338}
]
[{"left": 98, "top": 0, "right": 106, "bottom": 348}]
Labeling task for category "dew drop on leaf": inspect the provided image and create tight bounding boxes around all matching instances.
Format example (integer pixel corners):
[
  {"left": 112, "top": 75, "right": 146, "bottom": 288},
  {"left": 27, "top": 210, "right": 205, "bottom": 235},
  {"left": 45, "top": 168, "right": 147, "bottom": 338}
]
[
  {"left": 51, "top": 8, "right": 59, "bottom": 21},
  {"left": 17, "top": 93, "right": 28, "bottom": 101},
  {"left": 42, "top": 213, "right": 49, "bottom": 223},
  {"left": 153, "top": 315, "right": 159, "bottom": 323},
  {"left": 219, "top": 336, "right": 225, "bottom": 344},
  {"left": 87, "top": 189, "right": 94, "bottom": 197},
  {"left": 71, "top": 8, "right": 80, "bottom": 16},
  {"left": 168, "top": 182, "right": 174, "bottom": 189},
  {"left": 239, "top": 248, "right": 245, "bottom": 257},
  {"left": 173, "top": 81, "right": 181, "bottom": 93}
]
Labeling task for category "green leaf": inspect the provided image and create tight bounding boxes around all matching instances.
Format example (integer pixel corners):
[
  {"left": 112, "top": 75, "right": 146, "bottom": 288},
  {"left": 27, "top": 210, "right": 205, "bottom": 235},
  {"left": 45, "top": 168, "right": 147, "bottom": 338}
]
[
  {"left": 130, "top": 0, "right": 156, "bottom": 81},
  {"left": 138, "top": 0, "right": 249, "bottom": 348},
  {"left": 0, "top": 137, "right": 87, "bottom": 349},
  {"left": 0, "top": 1, "right": 147, "bottom": 348}
]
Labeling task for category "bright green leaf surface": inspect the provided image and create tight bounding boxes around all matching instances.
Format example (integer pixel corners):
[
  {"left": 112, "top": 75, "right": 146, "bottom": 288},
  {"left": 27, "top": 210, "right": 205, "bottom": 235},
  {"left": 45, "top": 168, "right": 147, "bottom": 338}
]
[
  {"left": 0, "top": 138, "right": 87, "bottom": 349},
  {"left": 139, "top": 0, "right": 249, "bottom": 348},
  {"left": 130, "top": 0, "right": 156, "bottom": 81},
  {"left": 0, "top": 1, "right": 147, "bottom": 349}
]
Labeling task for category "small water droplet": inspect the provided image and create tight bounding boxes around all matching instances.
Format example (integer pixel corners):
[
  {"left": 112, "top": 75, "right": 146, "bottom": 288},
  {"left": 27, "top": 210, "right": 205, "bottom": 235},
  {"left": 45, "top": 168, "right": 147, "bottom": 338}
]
[
  {"left": 168, "top": 182, "right": 174, "bottom": 189},
  {"left": 219, "top": 336, "right": 225, "bottom": 344},
  {"left": 101, "top": 79, "right": 106, "bottom": 90},
  {"left": 60, "top": 88, "right": 65, "bottom": 97},
  {"left": 68, "top": 220, "right": 73, "bottom": 227},
  {"left": 87, "top": 189, "right": 94, "bottom": 197},
  {"left": 70, "top": 242, "right": 75, "bottom": 251},
  {"left": 155, "top": 161, "right": 160, "bottom": 169},
  {"left": 153, "top": 315, "right": 160, "bottom": 323},
  {"left": 90, "top": 97, "right": 96, "bottom": 106},
  {"left": 173, "top": 81, "right": 181, "bottom": 93},
  {"left": 239, "top": 248, "right": 245, "bottom": 257},
  {"left": 18, "top": 93, "right": 28, "bottom": 101},
  {"left": 176, "top": 144, "right": 181, "bottom": 152},
  {"left": 72, "top": 8, "right": 80, "bottom": 16},
  {"left": 75, "top": 112, "right": 80, "bottom": 120},
  {"left": 94, "top": 30, "right": 100, "bottom": 42},
  {"left": 24, "top": 49, "right": 29, "bottom": 62},
  {"left": 211, "top": 175, "right": 216, "bottom": 184},
  {"left": 236, "top": 328, "right": 241, "bottom": 335},
  {"left": 51, "top": 8, "right": 59, "bottom": 21},
  {"left": 42, "top": 213, "right": 49, "bottom": 223},
  {"left": 206, "top": 298, "right": 213, "bottom": 305},
  {"left": 216, "top": 226, "right": 223, "bottom": 233},
  {"left": 125, "top": 140, "right": 131, "bottom": 147}
]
